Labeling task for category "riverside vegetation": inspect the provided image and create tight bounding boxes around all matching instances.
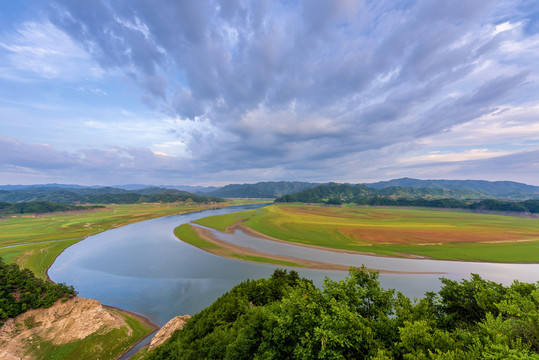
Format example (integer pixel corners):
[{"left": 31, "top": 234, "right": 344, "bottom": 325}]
[{"left": 139, "top": 267, "right": 539, "bottom": 359}]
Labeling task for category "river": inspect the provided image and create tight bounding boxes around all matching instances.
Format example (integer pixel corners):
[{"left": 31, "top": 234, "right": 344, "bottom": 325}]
[{"left": 48, "top": 203, "right": 539, "bottom": 330}]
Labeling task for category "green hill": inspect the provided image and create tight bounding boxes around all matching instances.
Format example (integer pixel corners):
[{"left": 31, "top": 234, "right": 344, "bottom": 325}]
[
  {"left": 206, "top": 181, "right": 320, "bottom": 198},
  {"left": 276, "top": 182, "right": 373, "bottom": 203},
  {"left": 275, "top": 183, "right": 539, "bottom": 213},
  {"left": 0, "top": 186, "right": 223, "bottom": 204},
  {"left": 366, "top": 178, "right": 539, "bottom": 199},
  {"left": 141, "top": 268, "right": 539, "bottom": 359},
  {"left": 275, "top": 182, "right": 485, "bottom": 204}
]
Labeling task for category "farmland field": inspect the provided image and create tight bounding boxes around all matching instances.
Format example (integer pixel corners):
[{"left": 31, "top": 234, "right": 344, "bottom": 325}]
[{"left": 194, "top": 204, "right": 539, "bottom": 262}]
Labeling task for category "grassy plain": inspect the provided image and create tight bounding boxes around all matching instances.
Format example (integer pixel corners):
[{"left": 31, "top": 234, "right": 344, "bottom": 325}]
[
  {"left": 194, "top": 204, "right": 539, "bottom": 263},
  {"left": 0, "top": 202, "right": 229, "bottom": 278}
]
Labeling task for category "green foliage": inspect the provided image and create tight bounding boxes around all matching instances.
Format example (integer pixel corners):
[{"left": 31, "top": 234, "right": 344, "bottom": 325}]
[
  {"left": 0, "top": 258, "right": 76, "bottom": 325},
  {"left": 145, "top": 267, "right": 539, "bottom": 360},
  {"left": 148, "top": 269, "right": 308, "bottom": 360}
]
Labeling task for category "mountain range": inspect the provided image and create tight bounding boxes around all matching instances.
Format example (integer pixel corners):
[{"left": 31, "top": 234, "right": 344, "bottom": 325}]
[
  {"left": 0, "top": 186, "right": 223, "bottom": 204},
  {"left": 1, "top": 178, "right": 538, "bottom": 203}
]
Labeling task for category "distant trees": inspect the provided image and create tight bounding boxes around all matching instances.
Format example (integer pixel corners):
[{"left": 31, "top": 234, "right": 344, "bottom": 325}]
[
  {"left": 0, "top": 258, "right": 76, "bottom": 325},
  {"left": 146, "top": 267, "right": 539, "bottom": 359},
  {"left": 0, "top": 201, "right": 103, "bottom": 215}
]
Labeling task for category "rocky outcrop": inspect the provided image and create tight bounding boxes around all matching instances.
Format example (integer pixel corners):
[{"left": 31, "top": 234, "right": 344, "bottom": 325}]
[
  {"left": 0, "top": 297, "right": 126, "bottom": 359},
  {"left": 148, "top": 315, "right": 191, "bottom": 351}
]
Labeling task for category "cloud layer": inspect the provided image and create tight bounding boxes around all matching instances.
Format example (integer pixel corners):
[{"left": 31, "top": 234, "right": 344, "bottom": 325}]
[{"left": 1, "top": 0, "right": 539, "bottom": 185}]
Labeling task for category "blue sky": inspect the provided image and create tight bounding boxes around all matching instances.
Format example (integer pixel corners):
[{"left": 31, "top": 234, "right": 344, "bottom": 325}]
[{"left": 1, "top": 0, "right": 538, "bottom": 186}]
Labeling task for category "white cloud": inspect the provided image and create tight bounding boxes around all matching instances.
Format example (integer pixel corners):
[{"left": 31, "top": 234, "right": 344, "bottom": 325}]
[
  {"left": 0, "top": 21, "right": 102, "bottom": 80},
  {"left": 151, "top": 141, "right": 189, "bottom": 157},
  {"left": 2, "top": 1, "right": 539, "bottom": 185},
  {"left": 399, "top": 149, "right": 514, "bottom": 165}
]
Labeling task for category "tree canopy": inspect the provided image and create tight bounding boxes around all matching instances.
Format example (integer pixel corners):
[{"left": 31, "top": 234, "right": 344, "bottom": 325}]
[
  {"left": 0, "top": 258, "right": 76, "bottom": 325},
  {"left": 146, "top": 267, "right": 539, "bottom": 359}
]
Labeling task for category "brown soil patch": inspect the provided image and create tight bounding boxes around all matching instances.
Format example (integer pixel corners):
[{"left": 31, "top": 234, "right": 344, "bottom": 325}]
[
  {"left": 280, "top": 206, "right": 401, "bottom": 220},
  {"left": 338, "top": 227, "right": 533, "bottom": 245},
  {"left": 0, "top": 297, "right": 126, "bottom": 359}
]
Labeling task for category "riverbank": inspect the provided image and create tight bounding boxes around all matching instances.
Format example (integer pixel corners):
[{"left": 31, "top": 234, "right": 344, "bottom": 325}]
[
  {"left": 104, "top": 305, "right": 159, "bottom": 360},
  {"left": 176, "top": 223, "right": 443, "bottom": 274},
  {"left": 0, "top": 202, "right": 235, "bottom": 279}
]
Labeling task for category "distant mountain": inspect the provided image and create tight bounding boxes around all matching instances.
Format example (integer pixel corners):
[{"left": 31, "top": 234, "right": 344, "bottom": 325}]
[
  {"left": 275, "top": 183, "right": 487, "bottom": 203},
  {"left": 375, "top": 186, "right": 489, "bottom": 199},
  {"left": 112, "top": 184, "right": 153, "bottom": 191},
  {"left": 206, "top": 181, "right": 321, "bottom": 198},
  {"left": 0, "top": 183, "right": 95, "bottom": 191},
  {"left": 160, "top": 185, "right": 220, "bottom": 193},
  {"left": 0, "top": 186, "right": 223, "bottom": 204},
  {"left": 275, "top": 182, "right": 539, "bottom": 213},
  {"left": 365, "top": 178, "right": 539, "bottom": 199},
  {"left": 276, "top": 183, "right": 373, "bottom": 203}
]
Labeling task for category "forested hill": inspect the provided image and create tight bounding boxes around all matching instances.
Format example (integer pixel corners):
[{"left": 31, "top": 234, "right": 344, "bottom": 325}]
[
  {"left": 276, "top": 182, "right": 488, "bottom": 203},
  {"left": 144, "top": 268, "right": 539, "bottom": 359},
  {"left": 275, "top": 183, "right": 539, "bottom": 213},
  {"left": 206, "top": 181, "right": 321, "bottom": 198},
  {"left": 366, "top": 177, "right": 539, "bottom": 199},
  {"left": 0, "top": 186, "right": 224, "bottom": 204}
]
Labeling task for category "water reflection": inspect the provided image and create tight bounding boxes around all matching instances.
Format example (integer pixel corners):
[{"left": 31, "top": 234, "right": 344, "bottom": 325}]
[{"left": 49, "top": 204, "right": 539, "bottom": 328}]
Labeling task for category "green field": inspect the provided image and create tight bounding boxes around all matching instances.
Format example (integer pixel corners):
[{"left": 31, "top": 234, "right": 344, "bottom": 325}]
[
  {"left": 174, "top": 224, "right": 221, "bottom": 250},
  {"left": 174, "top": 223, "right": 305, "bottom": 267},
  {"left": 194, "top": 204, "right": 539, "bottom": 262},
  {"left": 0, "top": 202, "right": 228, "bottom": 278}
]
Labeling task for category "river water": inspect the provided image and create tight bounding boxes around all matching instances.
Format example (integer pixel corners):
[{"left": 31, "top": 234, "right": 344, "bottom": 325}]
[{"left": 49, "top": 203, "right": 539, "bottom": 329}]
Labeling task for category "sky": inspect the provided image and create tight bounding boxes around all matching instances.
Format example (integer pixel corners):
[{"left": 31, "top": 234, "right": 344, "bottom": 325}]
[{"left": 1, "top": 0, "right": 539, "bottom": 186}]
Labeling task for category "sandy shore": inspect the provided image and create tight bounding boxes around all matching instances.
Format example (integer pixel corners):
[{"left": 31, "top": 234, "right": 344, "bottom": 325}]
[
  {"left": 190, "top": 224, "right": 443, "bottom": 274},
  {"left": 193, "top": 226, "right": 350, "bottom": 271}
]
